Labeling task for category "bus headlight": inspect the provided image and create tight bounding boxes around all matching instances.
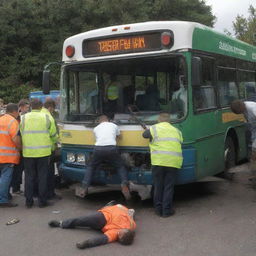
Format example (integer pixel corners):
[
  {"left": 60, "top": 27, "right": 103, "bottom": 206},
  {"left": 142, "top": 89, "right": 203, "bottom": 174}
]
[
  {"left": 77, "top": 153, "right": 86, "bottom": 165},
  {"left": 67, "top": 152, "right": 75, "bottom": 163}
]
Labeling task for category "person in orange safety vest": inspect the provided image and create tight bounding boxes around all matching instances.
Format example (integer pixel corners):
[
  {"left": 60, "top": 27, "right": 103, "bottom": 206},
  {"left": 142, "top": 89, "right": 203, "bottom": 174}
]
[
  {"left": 48, "top": 201, "right": 136, "bottom": 249},
  {"left": 0, "top": 103, "right": 21, "bottom": 207}
]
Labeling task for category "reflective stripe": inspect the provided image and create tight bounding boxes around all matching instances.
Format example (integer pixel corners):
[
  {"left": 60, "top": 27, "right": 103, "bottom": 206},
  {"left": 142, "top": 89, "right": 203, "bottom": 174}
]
[
  {"left": 154, "top": 137, "right": 181, "bottom": 143},
  {"left": 152, "top": 125, "right": 181, "bottom": 143},
  {"left": 23, "top": 145, "right": 51, "bottom": 150},
  {"left": 151, "top": 150, "right": 183, "bottom": 157},
  {"left": 0, "top": 152, "right": 19, "bottom": 156},
  {"left": 0, "top": 131, "right": 8, "bottom": 134},
  {"left": 0, "top": 146, "right": 18, "bottom": 151},
  {"left": 22, "top": 130, "right": 49, "bottom": 134}
]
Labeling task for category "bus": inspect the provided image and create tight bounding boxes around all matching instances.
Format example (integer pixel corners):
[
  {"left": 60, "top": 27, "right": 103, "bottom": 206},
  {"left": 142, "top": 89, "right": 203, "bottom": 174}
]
[{"left": 43, "top": 21, "right": 256, "bottom": 199}]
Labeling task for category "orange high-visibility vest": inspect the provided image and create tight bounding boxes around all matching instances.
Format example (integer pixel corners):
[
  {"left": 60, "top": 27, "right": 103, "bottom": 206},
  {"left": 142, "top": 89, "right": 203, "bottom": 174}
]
[{"left": 0, "top": 114, "right": 20, "bottom": 164}]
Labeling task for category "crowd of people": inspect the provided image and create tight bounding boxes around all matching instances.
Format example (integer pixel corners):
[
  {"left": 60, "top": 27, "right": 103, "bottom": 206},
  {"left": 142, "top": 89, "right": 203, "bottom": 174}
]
[
  {"left": 0, "top": 98, "right": 60, "bottom": 208},
  {"left": 0, "top": 96, "right": 184, "bottom": 248}
]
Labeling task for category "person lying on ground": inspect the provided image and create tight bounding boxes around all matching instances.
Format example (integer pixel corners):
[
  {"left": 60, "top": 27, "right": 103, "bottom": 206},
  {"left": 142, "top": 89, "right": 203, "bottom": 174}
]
[{"left": 48, "top": 201, "right": 136, "bottom": 249}]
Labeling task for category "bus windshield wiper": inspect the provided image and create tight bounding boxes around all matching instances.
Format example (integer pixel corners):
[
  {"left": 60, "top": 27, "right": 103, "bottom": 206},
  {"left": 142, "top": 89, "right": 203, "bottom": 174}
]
[{"left": 127, "top": 106, "right": 147, "bottom": 130}]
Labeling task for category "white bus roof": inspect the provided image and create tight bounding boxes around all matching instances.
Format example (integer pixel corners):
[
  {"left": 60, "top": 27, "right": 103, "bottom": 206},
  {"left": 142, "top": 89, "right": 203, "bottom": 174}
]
[{"left": 62, "top": 21, "right": 256, "bottom": 63}]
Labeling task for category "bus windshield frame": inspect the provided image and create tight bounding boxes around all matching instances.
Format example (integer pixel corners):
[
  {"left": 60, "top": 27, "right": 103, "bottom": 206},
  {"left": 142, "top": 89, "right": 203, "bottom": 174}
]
[{"left": 59, "top": 54, "right": 188, "bottom": 125}]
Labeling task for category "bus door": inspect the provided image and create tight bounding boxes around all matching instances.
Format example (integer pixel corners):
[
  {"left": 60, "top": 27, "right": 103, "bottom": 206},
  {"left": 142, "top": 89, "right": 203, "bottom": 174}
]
[{"left": 192, "top": 55, "right": 222, "bottom": 178}]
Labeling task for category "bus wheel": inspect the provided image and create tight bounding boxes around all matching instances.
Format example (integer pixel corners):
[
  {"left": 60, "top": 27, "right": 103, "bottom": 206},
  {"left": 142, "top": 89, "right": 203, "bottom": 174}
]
[{"left": 224, "top": 136, "right": 236, "bottom": 179}]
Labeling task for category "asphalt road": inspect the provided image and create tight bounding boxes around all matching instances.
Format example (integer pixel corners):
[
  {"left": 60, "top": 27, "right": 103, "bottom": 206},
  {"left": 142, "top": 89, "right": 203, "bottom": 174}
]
[{"left": 1, "top": 164, "right": 256, "bottom": 256}]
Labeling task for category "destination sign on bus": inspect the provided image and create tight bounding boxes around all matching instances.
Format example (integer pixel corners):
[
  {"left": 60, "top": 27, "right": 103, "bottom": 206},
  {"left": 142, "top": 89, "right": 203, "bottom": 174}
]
[{"left": 83, "top": 32, "right": 165, "bottom": 57}]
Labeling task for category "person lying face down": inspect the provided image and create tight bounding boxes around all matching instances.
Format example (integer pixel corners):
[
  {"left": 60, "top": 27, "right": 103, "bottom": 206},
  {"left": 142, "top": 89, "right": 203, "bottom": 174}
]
[{"left": 48, "top": 202, "right": 136, "bottom": 249}]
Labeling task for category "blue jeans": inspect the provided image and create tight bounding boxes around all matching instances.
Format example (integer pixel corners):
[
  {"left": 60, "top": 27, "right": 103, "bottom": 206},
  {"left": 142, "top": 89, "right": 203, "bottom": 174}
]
[
  {"left": 152, "top": 166, "right": 177, "bottom": 216},
  {"left": 0, "top": 164, "right": 14, "bottom": 203},
  {"left": 82, "top": 146, "right": 128, "bottom": 186}
]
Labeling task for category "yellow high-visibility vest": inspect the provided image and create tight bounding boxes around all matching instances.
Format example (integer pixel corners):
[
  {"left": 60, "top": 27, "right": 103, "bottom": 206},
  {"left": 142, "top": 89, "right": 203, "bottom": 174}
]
[
  {"left": 20, "top": 110, "right": 57, "bottom": 157},
  {"left": 107, "top": 83, "right": 118, "bottom": 100},
  {"left": 149, "top": 122, "right": 183, "bottom": 168}
]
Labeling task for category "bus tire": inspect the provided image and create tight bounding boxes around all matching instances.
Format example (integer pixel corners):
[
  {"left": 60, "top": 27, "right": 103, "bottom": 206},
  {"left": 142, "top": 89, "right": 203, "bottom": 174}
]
[{"left": 223, "top": 136, "right": 236, "bottom": 179}]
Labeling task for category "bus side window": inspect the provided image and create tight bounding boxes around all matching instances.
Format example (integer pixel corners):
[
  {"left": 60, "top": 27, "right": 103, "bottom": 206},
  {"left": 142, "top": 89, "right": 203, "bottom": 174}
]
[
  {"left": 193, "top": 56, "right": 217, "bottom": 112},
  {"left": 218, "top": 68, "right": 238, "bottom": 107},
  {"left": 238, "top": 70, "right": 256, "bottom": 101}
]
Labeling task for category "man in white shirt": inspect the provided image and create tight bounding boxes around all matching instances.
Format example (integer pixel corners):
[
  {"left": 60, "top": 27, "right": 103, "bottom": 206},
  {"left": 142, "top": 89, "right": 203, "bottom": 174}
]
[
  {"left": 231, "top": 100, "right": 256, "bottom": 180},
  {"left": 80, "top": 115, "right": 131, "bottom": 200}
]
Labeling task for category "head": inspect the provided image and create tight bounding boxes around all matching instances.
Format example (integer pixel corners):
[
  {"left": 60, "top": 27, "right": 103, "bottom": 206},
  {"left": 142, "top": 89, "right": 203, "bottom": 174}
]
[
  {"left": 98, "top": 115, "right": 109, "bottom": 123},
  {"left": 44, "top": 99, "right": 56, "bottom": 114},
  {"left": 117, "top": 229, "right": 135, "bottom": 245},
  {"left": 230, "top": 100, "right": 246, "bottom": 114},
  {"left": 30, "top": 98, "right": 43, "bottom": 110},
  {"left": 18, "top": 99, "right": 30, "bottom": 114},
  {"left": 158, "top": 112, "right": 171, "bottom": 123},
  {"left": 0, "top": 98, "right": 4, "bottom": 107},
  {"left": 6, "top": 103, "right": 19, "bottom": 119}
]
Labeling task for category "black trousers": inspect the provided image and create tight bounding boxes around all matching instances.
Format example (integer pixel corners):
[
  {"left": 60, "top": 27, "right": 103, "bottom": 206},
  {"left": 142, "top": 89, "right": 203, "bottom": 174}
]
[
  {"left": 82, "top": 146, "right": 128, "bottom": 186},
  {"left": 61, "top": 212, "right": 106, "bottom": 230},
  {"left": 152, "top": 166, "right": 177, "bottom": 216},
  {"left": 11, "top": 157, "right": 24, "bottom": 192},
  {"left": 24, "top": 156, "right": 49, "bottom": 205}
]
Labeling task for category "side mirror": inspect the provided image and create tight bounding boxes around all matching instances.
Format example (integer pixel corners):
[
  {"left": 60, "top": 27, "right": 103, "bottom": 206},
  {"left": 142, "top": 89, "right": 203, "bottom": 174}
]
[
  {"left": 192, "top": 57, "right": 202, "bottom": 86},
  {"left": 42, "top": 70, "right": 51, "bottom": 94}
]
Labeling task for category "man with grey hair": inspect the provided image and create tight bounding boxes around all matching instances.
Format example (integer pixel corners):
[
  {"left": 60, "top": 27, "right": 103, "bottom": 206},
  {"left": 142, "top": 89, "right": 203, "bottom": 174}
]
[{"left": 142, "top": 112, "right": 183, "bottom": 217}]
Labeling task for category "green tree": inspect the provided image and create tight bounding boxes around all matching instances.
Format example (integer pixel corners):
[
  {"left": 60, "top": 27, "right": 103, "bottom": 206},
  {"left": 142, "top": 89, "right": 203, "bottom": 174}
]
[
  {"left": 0, "top": 0, "right": 215, "bottom": 103},
  {"left": 233, "top": 5, "right": 256, "bottom": 45}
]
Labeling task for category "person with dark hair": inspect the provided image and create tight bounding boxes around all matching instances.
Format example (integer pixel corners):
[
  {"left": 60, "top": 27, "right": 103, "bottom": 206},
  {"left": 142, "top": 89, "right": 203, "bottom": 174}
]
[
  {"left": 41, "top": 99, "right": 60, "bottom": 200},
  {"left": 48, "top": 202, "right": 136, "bottom": 249},
  {"left": 231, "top": 100, "right": 256, "bottom": 180},
  {"left": 142, "top": 112, "right": 183, "bottom": 217},
  {"left": 18, "top": 99, "right": 30, "bottom": 115},
  {"left": 0, "top": 103, "right": 21, "bottom": 207},
  {"left": 11, "top": 99, "right": 30, "bottom": 194},
  {"left": 20, "top": 98, "right": 58, "bottom": 208},
  {"left": 79, "top": 115, "right": 131, "bottom": 200}
]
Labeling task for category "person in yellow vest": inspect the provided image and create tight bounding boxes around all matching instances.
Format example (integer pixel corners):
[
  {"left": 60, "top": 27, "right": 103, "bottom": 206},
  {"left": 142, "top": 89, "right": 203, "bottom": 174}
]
[
  {"left": 41, "top": 99, "right": 60, "bottom": 200},
  {"left": 142, "top": 112, "right": 183, "bottom": 217},
  {"left": 20, "top": 99, "right": 58, "bottom": 208},
  {"left": 0, "top": 103, "right": 21, "bottom": 207},
  {"left": 104, "top": 74, "right": 120, "bottom": 116}
]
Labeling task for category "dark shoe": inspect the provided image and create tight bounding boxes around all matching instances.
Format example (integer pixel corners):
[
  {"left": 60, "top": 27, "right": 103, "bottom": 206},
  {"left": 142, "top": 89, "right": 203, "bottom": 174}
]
[
  {"left": 162, "top": 209, "right": 175, "bottom": 218},
  {"left": 0, "top": 202, "right": 18, "bottom": 207},
  {"left": 48, "top": 220, "right": 61, "bottom": 228},
  {"left": 121, "top": 185, "right": 131, "bottom": 201},
  {"left": 76, "top": 240, "right": 90, "bottom": 249},
  {"left": 26, "top": 203, "right": 34, "bottom": 209},
  {"left": 39, "top": 202, "right": 53, "bottom": 208}
]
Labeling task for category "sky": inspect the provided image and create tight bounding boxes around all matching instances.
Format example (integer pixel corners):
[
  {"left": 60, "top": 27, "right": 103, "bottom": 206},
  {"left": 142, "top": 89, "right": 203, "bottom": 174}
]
[{"left": 205, "top": 0, "right": 254, "bottom": 34}]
